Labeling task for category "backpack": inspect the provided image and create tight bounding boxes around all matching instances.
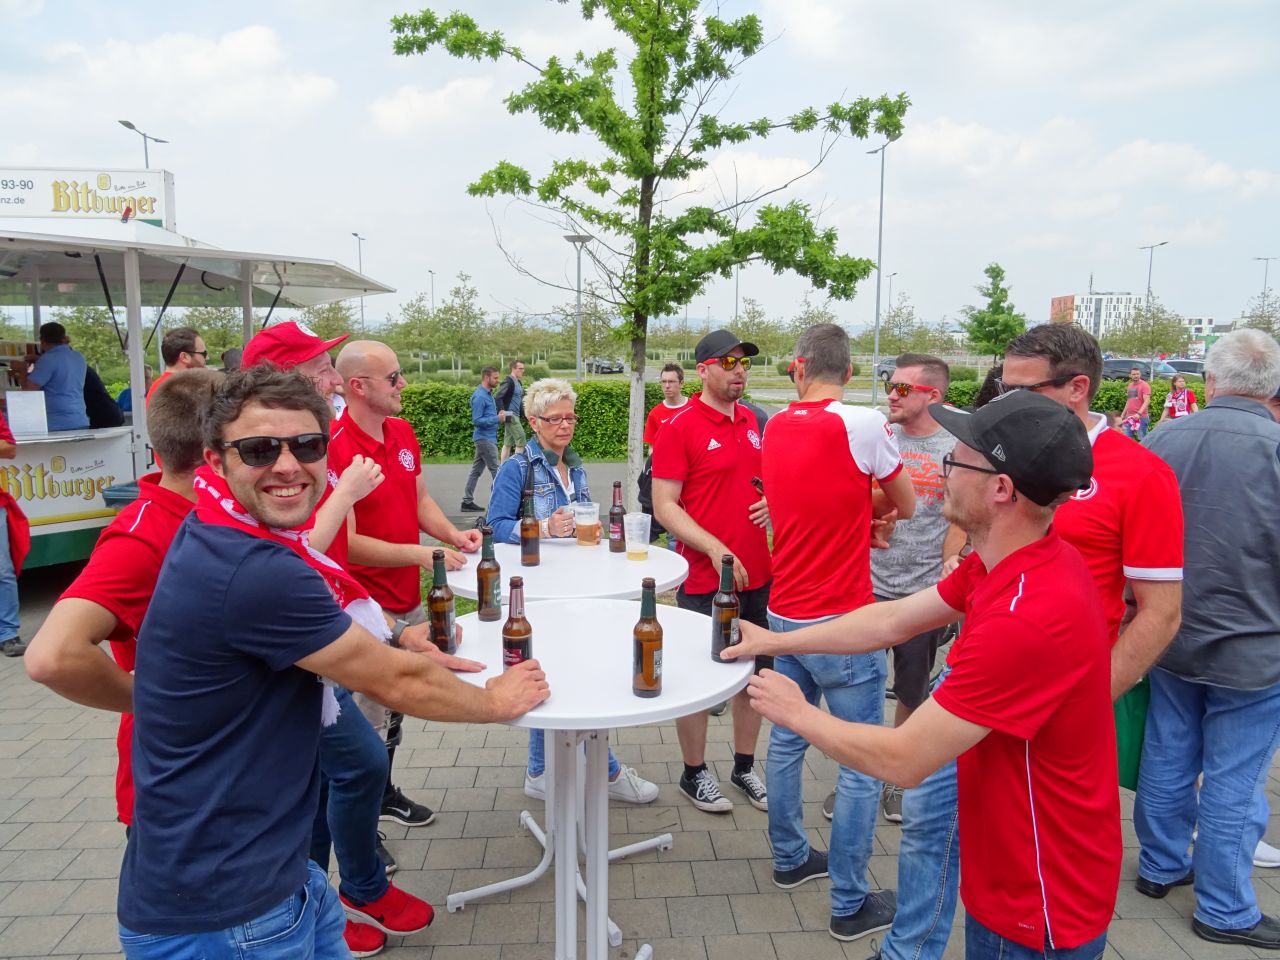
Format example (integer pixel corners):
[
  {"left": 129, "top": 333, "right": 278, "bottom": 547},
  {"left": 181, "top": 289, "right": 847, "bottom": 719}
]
[{"left": 636, "top": 455, "right": 667, "bottom": 541}]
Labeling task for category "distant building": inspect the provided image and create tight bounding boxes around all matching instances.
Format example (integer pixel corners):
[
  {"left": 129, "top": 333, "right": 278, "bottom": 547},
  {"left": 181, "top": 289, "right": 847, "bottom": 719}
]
[
  {"left": 1183, "top": 316, "right": 1216, "bottom": 340},
  {"left": 1049, "top": 292, "right": 1145, "bottom": 338}
]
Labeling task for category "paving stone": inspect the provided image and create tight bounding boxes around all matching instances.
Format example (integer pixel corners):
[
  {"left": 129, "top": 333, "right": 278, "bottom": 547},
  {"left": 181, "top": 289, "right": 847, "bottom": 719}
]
[
  {"left": 772, "top": 930, "right": 847, "bottom": 960},
  {"left": 441, "top": 788, "right": 498, "bottom": 812},
  {"left": 1103, "top": 917, "right": 1190, "bottom": 959},
  {"left": 693, "top": 858, "right": 760, "bottom": 896},
  {"left": 633, "top": 861, "right": 696, "bottom": 899},
  {"left": 0, "top": 877, "right": 83, "bottom": 916},
  {"left": 607, "top": 894, "right": 672, "bottom": 939},
  {"left": 53, "top": 911, "right": 120, "bottom": 954},
  {"left": 730, "top": 892, "right": 802, "bottom": 934},
  {"left": 425, "top": 838, "right": 490, "bottom": 870},
  {"left": 705, "top": 932, "right": 780, "bottom": 960},
  {"left": 56, "top": 877, "right": 123, "bottom": 914},
  {"left": 668, "top": 895, "right": 737, "bottom": 937},
  {"left": 2, "top": 820, "right": 81, "bottom": 850},
  {"left": 2, "top": 848, "right": 78, "bottom": 881},
  {"left": 0, "top": 913, "right": 79, "bottom": 955},
  {"left": 470, "top": 902, "right": 541, "bottom": 944}
]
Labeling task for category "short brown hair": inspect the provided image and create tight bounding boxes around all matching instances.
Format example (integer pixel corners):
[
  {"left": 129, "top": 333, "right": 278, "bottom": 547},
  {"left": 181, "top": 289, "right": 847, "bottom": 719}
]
[
  {"left": 893, "top": 353, "right": 950, "bottom": 391},
  {"left": 510, "top": 358, "right": 525, "bottom": 371},
  {"left": 793, "top": 323, "right": 851, "bottom": 384},
  {"left": 161, "top": 327, "right": 202, "bottom": 366},
  {"left": 481, "top": 366, "right": 498, "bottom": 379},
  {"left": 1005, "top": 323, "right": 1103, "bottom": 400},
  {"left": 202, "top": 366, "right": 330, "bottom": 451},
  {"left": 149, "top": 369, "right": 222, "bottom": 473},
  {"left": 660, "top": 363, "right": 684, "bottom": 382}
]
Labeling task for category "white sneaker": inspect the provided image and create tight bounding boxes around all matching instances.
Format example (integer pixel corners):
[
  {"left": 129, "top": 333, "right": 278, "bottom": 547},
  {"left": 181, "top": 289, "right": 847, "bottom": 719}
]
[
  {"left": 524, "top": 770, "right": 546, "bottom": 801},
  {"left": 608, "top": 765, "right": 659, "bottom": 804},
  {"left": 1256, "top": 840, "right": 1280, "bottom": 868}
]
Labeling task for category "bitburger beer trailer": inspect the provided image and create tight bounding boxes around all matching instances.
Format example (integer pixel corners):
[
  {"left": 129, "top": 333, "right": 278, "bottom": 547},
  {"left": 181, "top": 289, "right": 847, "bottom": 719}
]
[{"left": 0, "top": 167, "right": 392, "bottom": 566}]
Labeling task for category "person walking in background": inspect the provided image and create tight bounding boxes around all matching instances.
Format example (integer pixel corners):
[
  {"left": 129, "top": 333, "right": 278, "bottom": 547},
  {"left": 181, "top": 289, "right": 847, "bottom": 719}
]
[
  {"left": 496, "top": 358, "right": 526, "bottom": 461},
  {"left": 1157, "top": 373, "right": 1198, "bottom": 425},
  {"left": 10, "top": 322, "right": 88, "bottom": 430},
  {"left": 1121, "top": 366, "right": 1152, "bottom": 439},
  {"left": 461, "top": 366, "right": 500, "bottom": 512}
]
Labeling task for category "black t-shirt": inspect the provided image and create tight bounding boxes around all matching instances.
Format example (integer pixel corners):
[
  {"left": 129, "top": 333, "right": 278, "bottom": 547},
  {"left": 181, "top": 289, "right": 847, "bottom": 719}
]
[{"left": 83, "top": 366, "right": 124, "bottom": 428}]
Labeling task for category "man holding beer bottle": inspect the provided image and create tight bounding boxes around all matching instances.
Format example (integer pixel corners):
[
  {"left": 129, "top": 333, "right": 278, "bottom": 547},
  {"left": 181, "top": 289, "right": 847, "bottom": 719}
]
[{"left": 653, "top": 329, "right": 772, "bottom": 814}]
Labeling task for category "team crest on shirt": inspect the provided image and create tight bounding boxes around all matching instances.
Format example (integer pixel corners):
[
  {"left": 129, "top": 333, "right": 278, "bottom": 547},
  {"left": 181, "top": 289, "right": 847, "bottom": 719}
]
[
  {"left": 1070, "top": 477, "right": 1099, "bottom": 501},
  {"left": 398, "top": 449, "right": 416, "bottom": 471},
  {"left": 328, "top": 468, "right": 339, "bottom": 489},
  {"left": 747, "top": 429, "right": 761, "bottom": 449}
]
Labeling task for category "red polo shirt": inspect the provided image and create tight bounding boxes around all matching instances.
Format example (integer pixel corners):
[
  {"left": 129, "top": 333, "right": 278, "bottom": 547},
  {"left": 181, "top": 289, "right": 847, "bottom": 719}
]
[
  {"left": 327, "top": 411, "right": 423, "bottom": 612},
  {"left": 934, "top": 530, "right": 1119, "bottom": 950},
  {"left": 644, "top": 399, "right": 689, "bottom": 445},
  {"left": 651, "top": 393, "right": 771, "bottom": 594},
  {"left": 1054, "top": 414, "right": 1183, "bottom": 644},
  {"left": 59, "top": 473, "right": 194, "bottom": 825}
]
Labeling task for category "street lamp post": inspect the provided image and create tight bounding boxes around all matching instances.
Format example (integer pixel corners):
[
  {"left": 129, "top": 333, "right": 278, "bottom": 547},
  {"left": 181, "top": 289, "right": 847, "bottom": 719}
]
[
  {"left": 868, "top": 135, "right": 900, "bottom": 408},
  {"left": 565, "top": 234, "right": 590, "bottom": 381},
  {"left": 1139, "top": 241, "right": 1168, "bottom": 364},
  {"left": 117, "top": 120, "right": 168, "bottom": 169},
  {"left": 428, "top": 269, "right": 436, "bottom": 313},
  {"left": 886, "top": 272, "right": 899, "bottom": 311},
  {"left": 1256, "top": 256, "right": 1279, "bottom": 306},
  {"left": 351, "top": 232, "right": 367, "bottom": 327}
]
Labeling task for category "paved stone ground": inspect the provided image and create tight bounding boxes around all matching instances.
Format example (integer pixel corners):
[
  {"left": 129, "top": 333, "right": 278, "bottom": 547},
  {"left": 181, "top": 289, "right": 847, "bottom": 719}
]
[{"left": 4, "top": 462, "right": 1280, "bottom": 958}]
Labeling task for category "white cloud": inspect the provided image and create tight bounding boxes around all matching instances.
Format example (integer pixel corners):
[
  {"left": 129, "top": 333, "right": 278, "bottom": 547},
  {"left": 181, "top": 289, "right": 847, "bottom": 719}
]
[
  {"left": 760, "top": 0, "right": 850, "bottom": 63},
  {"left": 0, "top": 0, "right": 42, "bottom": 15},
  {"left": 369, "top": 78, "right": 497, "bottom": 138},
  {"left": 1099, "top": 140, "right": 1277, "bottom": 197}
]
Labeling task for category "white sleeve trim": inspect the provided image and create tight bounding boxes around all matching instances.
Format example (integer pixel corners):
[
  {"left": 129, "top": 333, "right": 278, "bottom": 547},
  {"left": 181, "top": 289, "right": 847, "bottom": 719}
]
[
  {"left": 1123, "top": 565, "right": 1184, "bottom": 581},
  {"left": 825, "top": 400, "right": 902, "bottom": 479}
]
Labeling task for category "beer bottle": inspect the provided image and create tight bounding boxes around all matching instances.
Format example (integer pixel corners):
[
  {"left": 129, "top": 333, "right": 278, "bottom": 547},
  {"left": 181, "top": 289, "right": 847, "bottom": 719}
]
[
  {"left": 520, "top": 459, "right": 540, "bottom": 567},
  {"left": 502, "top": 576, "right": 532, "bottom": 670},
  {"left": 608, "top": 480, "right": 626, "bottom": 553},
  {"left": 633, "top": 576, "right": 663, "bottom": 698},
  {"left": 711, "top": 554, "right": 740, "bottom": 663},
  {"left": 427, "top": 548, "right": 457, "bottom": 655},
  {"left": 476, "top": 525, "right": 502, "bottom": 622}
]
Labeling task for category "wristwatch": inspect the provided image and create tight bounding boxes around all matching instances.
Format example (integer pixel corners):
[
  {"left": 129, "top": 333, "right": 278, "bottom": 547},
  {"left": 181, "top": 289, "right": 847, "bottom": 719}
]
[{"left": 389, "top": 618, "right": 409, "bottom": 649}]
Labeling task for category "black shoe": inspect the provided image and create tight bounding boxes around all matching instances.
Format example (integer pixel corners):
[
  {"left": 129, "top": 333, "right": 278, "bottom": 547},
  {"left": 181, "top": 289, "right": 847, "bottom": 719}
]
[
  {"left": 730, "top": 767, "right": 768, "bottom": 811},
  {"left": 0, "top": 637, "right": 26, "bottom": 657},
  {"left": 830, "top": 890, "right": 896, "bottom": 942},
  {"left": 863, "top": 938, "right": 883, "bottom": 960},
  {"left": 376, "top": 831, "right": 398, "bottom": 876},
  {"left": 1136, "top": 870, "right": 1194, "bottom": 899},
  {"left": 822, "top": 790, "right": 835, "bottom": 821},
  {"left": 1193, "top": 913, "right": 1280, "bottom": 948},
  {"left": 773, "top": 849, "right": 828, "bottom": 889},
  {"left": 709, "top": 700, "right": 728, "bottom": 717},
  {"left": 460, "top": 500, "right": 485, "bottom": 512},
  {"left": 380, "top": 786, "right": 436, "bottom": 827}
]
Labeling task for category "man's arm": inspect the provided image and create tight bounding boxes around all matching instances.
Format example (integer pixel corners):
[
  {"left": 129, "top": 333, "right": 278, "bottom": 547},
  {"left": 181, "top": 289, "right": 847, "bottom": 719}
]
[
  {"left": 0, "top": 438, "right": 14, "bottom": 459},
  {"left": 417, "top": 473, "right": 481, "bottom": 553},
  {"left": 1110, "top": 579, "right": 1181, "bottom": 699},
  {"left": 296, "top": 621, "right": 549, "bottom": 723},
  {"left": 724, "top": 586, "right": 961, "bottom": 660},
  {"left": 25, "top": 599, "right": 133, "bottom": 712},
  {"left": 877, "top": 470, "right": 916, "bottom": 520},
  {"left": 311, "top": 456, "right": 384, "bottom": 553},
  {"left": 748, "top": 676, "right": 987, "bottom": 787},
  {"left": 345, "top": 511, "right": 466, "bottom": 571},
  {"left": 652, "top": 476, "right": 748, "bottom": 588}
]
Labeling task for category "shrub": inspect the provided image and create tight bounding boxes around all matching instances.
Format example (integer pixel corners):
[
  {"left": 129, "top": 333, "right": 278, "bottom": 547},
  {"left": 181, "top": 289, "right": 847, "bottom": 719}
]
[
  {"left": 547, "top": 355, "right": 575, "bottom": 370},
  {"left": 944, "top": 380, "right": 980, "bottom": 408},
  {"left": 849, "top": 361, "right": 861, "bottom": 377},
  {"left": 775, "top": 360, "right": 789, "bottom": 376},
  {"left": 680, "top": 358, "right": 696, "bottom": 370},
  {"left": 950, "top": 365, "right": 979, "bottom": 381}
]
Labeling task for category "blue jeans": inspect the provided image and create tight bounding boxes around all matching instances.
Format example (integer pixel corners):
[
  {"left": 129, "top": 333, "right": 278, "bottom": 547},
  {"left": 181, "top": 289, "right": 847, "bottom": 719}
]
[
  {"left": 528, "top": 730, "right": 621, "bottom": 779},
  {"left": 965, "top": 913, "right": 1106, "bottom": 960},
  {"left": 766, "top": 612, "right": 886, "bottom": 917},
  {"left": 881, "top": 670, "right": 961, "bottom": 960},
  {"left": 0, "top": 516, "right": 19, "bottom": 640},
  {"left": 118, "top": 859, "right": 347, "bottom": 959},
  {"left": 310, "top": 687, "right": 390, "bottom": 903},
  {"left": 1135, "top": 667, "right": 1280, "bottom": 930}
]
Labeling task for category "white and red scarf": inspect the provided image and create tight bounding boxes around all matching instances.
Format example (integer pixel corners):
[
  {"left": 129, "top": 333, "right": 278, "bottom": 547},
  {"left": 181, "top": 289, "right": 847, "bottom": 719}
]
[{"left": 192, "top": 465, "right": 390, "bottom": 725}]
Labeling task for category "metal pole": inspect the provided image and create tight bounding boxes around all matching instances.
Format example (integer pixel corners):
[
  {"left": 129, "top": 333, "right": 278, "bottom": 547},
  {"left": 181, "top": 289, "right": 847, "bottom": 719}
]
[
  {"left": 1139, "top": 241, "right": 1167, "bottom": 364},
  {"left": 429, "top": 269, "right": 436, "bottom": 313},
  {"left": 240, "top": 259, "right": 254, "bottom": 344},
  {"left": 143, "top": 136, "right": 149, "bottom": 169},
  {"left": 124, "top": 249, "right": 150, "bottom": 477},
  {"left": 887, "top": 272, "right": 897, "bottom": 310},
  {"left": 870, "top": 143, "right": 888, "bottom": 408},
  {"left": 1257, "top": 257, "right": 1279, "bottom": 306},
  {"left": 352, "top": 233, "right": 366, "bottom": 328},
  {"left": 575, "top": 244, "right": 584, "bottom": 382}
]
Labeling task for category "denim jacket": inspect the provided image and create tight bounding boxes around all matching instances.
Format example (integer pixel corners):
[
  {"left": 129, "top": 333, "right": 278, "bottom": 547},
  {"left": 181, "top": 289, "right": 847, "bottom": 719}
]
[{"left": 487, "top": 437, "right": 592, "bottom": 543}]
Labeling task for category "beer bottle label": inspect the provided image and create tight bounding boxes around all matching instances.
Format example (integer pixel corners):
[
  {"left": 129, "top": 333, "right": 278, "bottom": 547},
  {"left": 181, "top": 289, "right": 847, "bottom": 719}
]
[
  {"left": 729, "top": 618, "right": 740, "bottom": 647},
  {"left": 488, "top": 580, "right": 501, "bottom": 610},
  {"left": 653, "top": 649, "right": 662, "bottom": 679},
  {"left": 503, "top": 643, "right": 526, "bottom": 668},
  {"left": 610, "top": 521, "right": 622, "bottom": 539}
]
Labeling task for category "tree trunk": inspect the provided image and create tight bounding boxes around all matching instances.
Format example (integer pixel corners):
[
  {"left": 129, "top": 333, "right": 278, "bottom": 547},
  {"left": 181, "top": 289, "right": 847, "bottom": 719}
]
[{"left": 626, "top": 323, "right": 647, "bottom": 512}]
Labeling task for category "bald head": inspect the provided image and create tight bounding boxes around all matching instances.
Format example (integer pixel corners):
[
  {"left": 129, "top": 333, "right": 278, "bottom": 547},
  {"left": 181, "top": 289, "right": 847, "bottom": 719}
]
[
  {"left": 336, "top": 340, "right": 406, "bottom": 419},
  {"left": 335, "top": 340, "right": 398, "bottom": 379}
]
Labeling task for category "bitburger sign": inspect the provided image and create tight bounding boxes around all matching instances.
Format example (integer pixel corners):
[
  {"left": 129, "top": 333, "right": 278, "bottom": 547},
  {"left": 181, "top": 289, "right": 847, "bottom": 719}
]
[{"left": 0, "top": 167, "right": 175, "bottom": 229}]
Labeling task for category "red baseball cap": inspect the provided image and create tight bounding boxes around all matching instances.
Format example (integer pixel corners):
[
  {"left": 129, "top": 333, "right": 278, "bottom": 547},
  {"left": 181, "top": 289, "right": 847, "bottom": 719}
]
[{"left": 242, "top": 321, "right": 348, "bottom": 371}]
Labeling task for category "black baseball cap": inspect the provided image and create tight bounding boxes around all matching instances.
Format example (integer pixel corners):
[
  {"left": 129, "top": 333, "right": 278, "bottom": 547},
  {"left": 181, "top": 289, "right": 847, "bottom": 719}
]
[
  {"left": 695, "top": 329, "right": 760, "bottom": 363},
  {"left": 929, "top": 391, "right": 1093, "bottom": 507}
]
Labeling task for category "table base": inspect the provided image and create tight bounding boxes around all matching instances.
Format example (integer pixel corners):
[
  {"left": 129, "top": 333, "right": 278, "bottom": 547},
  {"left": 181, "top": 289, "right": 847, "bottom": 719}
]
[{"left": 446, "top": 728, "right": 672, "bottom": 959}]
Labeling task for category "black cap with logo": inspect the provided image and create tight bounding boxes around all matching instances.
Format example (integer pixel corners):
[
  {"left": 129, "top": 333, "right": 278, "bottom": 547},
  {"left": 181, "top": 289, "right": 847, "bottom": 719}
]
[
  {"left": 929, "top": 391, "right": 1093, "bottom": 507},
  {"left": 694, "top": 329, "right": 760, "bottom": 364}
]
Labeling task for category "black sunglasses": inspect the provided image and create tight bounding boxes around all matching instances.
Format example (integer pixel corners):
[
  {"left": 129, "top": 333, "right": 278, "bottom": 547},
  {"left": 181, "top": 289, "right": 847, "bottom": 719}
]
[
  {"left": 222, "top": 433, "right": 329, "bottom": 467},
  {"left": 995, "top": 373, "right": 1079, "bottom": 396},
  {"left": 188, "top": 349, "right": 208, "bottom": 358},
  {"left": 355, "top": 370, "right": 404, "bottom": 387}
]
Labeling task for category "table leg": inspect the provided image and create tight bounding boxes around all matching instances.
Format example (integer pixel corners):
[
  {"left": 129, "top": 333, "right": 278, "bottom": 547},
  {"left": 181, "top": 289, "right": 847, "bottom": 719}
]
[
  {"left": 583, "top": 731, "right": 609, "bottom": 960},
  {"left": 552, "top": 729, "right": 579, "bottom": 960}
]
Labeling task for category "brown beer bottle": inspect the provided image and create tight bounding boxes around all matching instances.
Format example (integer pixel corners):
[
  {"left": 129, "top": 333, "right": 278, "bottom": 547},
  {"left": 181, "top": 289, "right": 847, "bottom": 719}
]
[
  {"left": 427, "top": 549, "right": 457, "bottom": 655},
  {"left": 608, "top": 480, "right": 626, "bottom": 553},
  {"left": 711, "top": 554, "right": 740, "bottom": 662},
  {"left": 476, "top": 525, "right": 502, "bottom": 622},
  {"left": 520, "top": 459, "right": 540, "bottom": 567},
  {"left": 502, "top": 576, "right": 532, "bottom": 670},
  {"left": 633, "top": 576, "right": 663, "bottom": 698}
]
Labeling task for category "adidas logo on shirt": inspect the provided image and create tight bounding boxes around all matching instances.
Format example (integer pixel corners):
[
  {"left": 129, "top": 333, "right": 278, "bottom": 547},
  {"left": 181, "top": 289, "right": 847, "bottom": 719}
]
[{"left": 706, "top": 438, "right": 722, "bottom": 451}]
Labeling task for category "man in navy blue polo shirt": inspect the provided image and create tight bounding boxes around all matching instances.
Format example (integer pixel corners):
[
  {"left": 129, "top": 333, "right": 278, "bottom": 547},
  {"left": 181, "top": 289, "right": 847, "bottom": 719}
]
[
  {"left": 116, "top": 367, "right": 549, "bottom": 959},
  {"left": 11, "top": 322, "right": 88, "bottom": 430}
]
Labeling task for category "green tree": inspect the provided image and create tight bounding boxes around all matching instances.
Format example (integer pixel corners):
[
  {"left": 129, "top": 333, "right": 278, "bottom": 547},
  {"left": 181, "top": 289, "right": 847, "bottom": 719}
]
[
  {"left": 392, "top": 2, "right": 908, "bottom": 491},
  {"left": 959, "top": 262, "right": 1027, "bottom": 360},
  {"left": 1239, "top": 290, "right": 1279, "bottom": 338},
  {"left": 298, "top": 301, "right": 361, "bottom": 341},
  {"left": 53, "top": 306, "right": 128, "bottom": 371},
  {"left": 1100, "top": 299, "right": 1190, "bottom": 358}
]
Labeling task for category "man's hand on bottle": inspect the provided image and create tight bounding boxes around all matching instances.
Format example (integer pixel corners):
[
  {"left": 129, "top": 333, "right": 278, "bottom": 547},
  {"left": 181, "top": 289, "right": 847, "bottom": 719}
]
[{"left": 485, "top": 660, "right": 550, "bottom": 720}]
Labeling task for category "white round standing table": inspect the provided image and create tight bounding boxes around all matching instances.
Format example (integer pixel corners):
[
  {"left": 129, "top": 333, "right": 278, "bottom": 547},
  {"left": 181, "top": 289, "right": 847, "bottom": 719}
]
[
  {"left": 448, "top": 599, "right": 750, "bottom": 960},
  {"left": 446, "top": 536, "right": 689, "bottom": 600}
]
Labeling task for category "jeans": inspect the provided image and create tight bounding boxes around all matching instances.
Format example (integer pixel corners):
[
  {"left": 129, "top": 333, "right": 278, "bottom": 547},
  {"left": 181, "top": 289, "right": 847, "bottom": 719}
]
[
  {"left": 1134, "top": 667, "right": 1280, "bottom": 930},
  {"left": 0, "top": 516, "right": 18, "bottom": 640},
  {"left": 464, "top": 439, "right": 499, "bottom": 501},
  {"left": 527, "top": 729, "right": 620, "bottom": 780},
  {"left": 965, "top": 913, "right": 1106, "bottom": 960},
  {"left": 881, "top": 670, "right": 961, "bottom": 960},
  {"left": 118, "top": 859, "right": 347, "bottom": 959},
  {"left": 310, "top": 687, "right": 390, "bottom": 903},
  {"left": 766, "top": 612, "right": 886, "bottom": 916}
]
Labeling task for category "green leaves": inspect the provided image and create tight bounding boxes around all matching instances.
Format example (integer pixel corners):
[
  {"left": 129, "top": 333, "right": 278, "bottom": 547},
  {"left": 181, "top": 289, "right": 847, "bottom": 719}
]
[{"left": 959, "top": 262, "right": 1028, "bottom": 359}]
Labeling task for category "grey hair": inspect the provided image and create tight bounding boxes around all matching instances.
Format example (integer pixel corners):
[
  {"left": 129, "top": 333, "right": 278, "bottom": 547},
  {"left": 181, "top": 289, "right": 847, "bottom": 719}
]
[
  {"left": 793, "top": 323, "right": 851, "bottom": 384},
  {"left": 524, "top": 378, "right": 578, "bottom": 418},
  {"left": 1205, "top": 328, "right": 1280, "bottom": 399}
]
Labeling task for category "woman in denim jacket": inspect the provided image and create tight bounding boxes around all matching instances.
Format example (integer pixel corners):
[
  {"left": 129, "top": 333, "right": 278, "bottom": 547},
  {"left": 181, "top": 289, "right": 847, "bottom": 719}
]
[{"left": 485, "top": 378, "right": 658, "bottom": 805}]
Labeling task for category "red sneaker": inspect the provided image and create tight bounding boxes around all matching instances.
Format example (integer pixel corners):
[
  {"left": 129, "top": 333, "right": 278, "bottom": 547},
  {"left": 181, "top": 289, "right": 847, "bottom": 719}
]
[
  {"left": 343, "top": 920, "right": 386, "bottom": 958},
  {"left": 340, "top": 882, "right": 435, "bottom": 936}
]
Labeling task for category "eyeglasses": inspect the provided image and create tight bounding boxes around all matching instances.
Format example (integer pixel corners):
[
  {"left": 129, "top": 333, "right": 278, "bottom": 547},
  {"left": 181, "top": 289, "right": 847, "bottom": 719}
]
[
  {"left": 941, "top": 454, "right": 1003, "bottom": 479},
  {"left": 356, "top": 370, "right": 404, "bottom": 387},
  {"left": 786, "top": 357, "right": 804, "bottom": 382},
  {"left": 702, "top": 356, "right": 752, "bottom": 371},
  {"left": 536, "top": 414, "right": 580, "bottom": 426},
  {"left": 995, "top": 373, "right": 1079, "bottom": 396},
  {"left": 659, "top": 379, "right": 683, "bottom": 387},
  {"left": 887, "top": 381, "right": 934, "bottom": 398},
  {"left": 188, "top": 350, "right": 208, "bottom": 358},
  {"left": 222, "top": 433, "right": 329, "bottom": 468}
]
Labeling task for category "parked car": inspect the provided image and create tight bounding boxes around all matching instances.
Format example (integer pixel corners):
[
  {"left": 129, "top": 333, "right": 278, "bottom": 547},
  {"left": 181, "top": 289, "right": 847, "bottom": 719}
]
[
  {"left": 587, "top": 356, "right": 625, "bottom": 374},
  {"left": 1101, "top": 358, "right": 1179, "bottom": 381},
  {"left": 875, "top": 358, "right": 897, "bottom": 383},
  {"left": 1166, "top": 359, "right": 1204, "bottom": 377}
]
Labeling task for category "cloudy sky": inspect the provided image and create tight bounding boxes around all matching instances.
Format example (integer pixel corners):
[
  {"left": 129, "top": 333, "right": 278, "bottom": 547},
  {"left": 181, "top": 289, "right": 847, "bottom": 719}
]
[{"left": 3, "top": 0, "right": 1277, "bottom": 334}]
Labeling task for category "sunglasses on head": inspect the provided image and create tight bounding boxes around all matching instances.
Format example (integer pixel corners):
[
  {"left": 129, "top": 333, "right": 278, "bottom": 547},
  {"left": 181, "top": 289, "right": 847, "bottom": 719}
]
[
  {"left": 702, "top": 356, "right": 752, "bottom": 371},
  {"left": 222, "top": 433, "right": 329, "bottom": 467},
  {"left": 887, "top": 381, "right": 934, "bottom": 398}
]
